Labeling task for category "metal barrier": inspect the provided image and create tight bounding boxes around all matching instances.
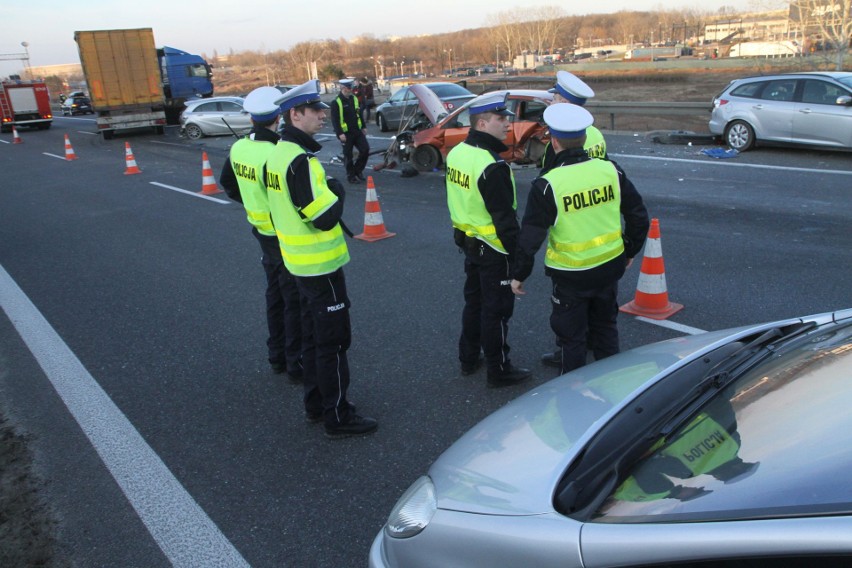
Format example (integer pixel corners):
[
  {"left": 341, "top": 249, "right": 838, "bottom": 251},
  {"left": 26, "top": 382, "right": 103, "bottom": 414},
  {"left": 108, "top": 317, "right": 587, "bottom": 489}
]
[{"left": 585, "top": 101, "right": 710, "bottom": 130}]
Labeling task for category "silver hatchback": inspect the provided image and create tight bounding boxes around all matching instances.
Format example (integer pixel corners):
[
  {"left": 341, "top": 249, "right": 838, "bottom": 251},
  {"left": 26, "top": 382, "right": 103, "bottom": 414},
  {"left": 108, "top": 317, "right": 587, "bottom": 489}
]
[
  {"left": 179, "top": 96, "right": 252, "bottom": 140},
  {"left": 709, "top": 71, "right": 852, "bottom": 151}
]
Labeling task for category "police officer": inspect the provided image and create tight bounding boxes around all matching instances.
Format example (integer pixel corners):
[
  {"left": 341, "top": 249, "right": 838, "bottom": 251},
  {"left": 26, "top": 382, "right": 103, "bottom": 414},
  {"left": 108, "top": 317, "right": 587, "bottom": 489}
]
[
  {"left": 511, "top": 104, "right": 649, "bottom": 374},
  {"left": 265, "top": 80, "right": 378, "bottom": 439},
  {"left": 540, "top": 71, "right": 610, "bottom": 368},
  {"left": 446, "top": 92, "right": 531, "bottom": 388},
  {"left": 331, "top": 78, "right": 370, "bottom": 185},
  {"left": 540, "top": 70, "right": 607, "bottom": 172},
  {"left": 219, "top": 86, "right": 302, "bottom": 381}
]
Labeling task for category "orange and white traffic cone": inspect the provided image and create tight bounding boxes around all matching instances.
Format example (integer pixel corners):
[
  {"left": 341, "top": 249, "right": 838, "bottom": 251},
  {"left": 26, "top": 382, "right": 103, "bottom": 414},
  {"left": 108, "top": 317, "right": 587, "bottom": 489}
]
[
  {"left": 354, "top": 176, "right": 396, "bottom": 242},
  {"left": 64, "top": 134, "right": 78, "bottom": 161},
  {"left": 619, "top": 218, "right": 683, "bottom": 320},
  {"left": 12, "top": 126, "right": 23, "bottom": 144},
  {"left": 124, "top": 142, "right": 141, "bottom": 175},
  {"left": 199, "top": 151, "right": 222, "bottom": 195}
]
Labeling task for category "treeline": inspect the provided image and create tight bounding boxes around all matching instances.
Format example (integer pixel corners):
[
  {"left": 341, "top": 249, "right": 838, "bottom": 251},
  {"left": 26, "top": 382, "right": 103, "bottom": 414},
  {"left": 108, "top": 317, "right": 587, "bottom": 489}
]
[{"left": 208, "top": 5, "right": 751, "bottom": 83}]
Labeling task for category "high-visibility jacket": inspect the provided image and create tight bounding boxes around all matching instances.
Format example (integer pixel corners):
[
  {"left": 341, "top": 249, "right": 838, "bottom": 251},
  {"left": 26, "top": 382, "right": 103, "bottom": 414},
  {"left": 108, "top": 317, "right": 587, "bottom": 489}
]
[
  {"left": 446, "top": 143, "right": 516, "bottom": 254},
  {"left": 229, "top": 136, "right": 277, "bottom": 236},
  {"left": 265, "top": 141, "right": 349, "bottom": 276},
  {"left": 540, "top": 125, "right": 607, "bottom": 168},
  {"left": 333, "top": 96, "right": 362, "bottom": 133},
  {"left": 542, "top": 159, "right": 624, "bottom": 270},
  {"left": 613, "top": 412, "right": 741, "bottom": 502}
]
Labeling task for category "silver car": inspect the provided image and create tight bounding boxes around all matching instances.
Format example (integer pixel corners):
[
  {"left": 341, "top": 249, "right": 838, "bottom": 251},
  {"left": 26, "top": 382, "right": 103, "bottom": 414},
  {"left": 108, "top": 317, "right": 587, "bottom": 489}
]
[
  {"left": 179, "top": 96, "right": 251, "bottom": 140},
  {"left": 709, "top": 71, "right": 852, "bottom": 151},
  {"left": 375, "top": 82, "right": 475, "bottom": 132},
  {"left": 370, "top": 309, "right": 852, "bottom": 567}
]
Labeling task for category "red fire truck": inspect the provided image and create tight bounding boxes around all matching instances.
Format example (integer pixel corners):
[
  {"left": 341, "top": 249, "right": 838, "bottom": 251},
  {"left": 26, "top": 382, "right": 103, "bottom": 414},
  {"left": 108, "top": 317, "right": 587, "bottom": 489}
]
[{"left": 1, "top": 79, "right": 53, "bottom": 132}]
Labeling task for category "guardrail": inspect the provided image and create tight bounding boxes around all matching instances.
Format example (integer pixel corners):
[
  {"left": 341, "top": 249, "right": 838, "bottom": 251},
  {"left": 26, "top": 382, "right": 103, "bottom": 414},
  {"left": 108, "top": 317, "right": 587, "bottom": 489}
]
[{"left": 585, "top": 101, "right": 710, "bottom": 130}]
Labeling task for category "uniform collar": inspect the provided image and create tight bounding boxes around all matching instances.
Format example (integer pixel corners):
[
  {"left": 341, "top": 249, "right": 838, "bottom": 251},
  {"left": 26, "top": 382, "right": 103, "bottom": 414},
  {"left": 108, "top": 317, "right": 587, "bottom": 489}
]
[
  {"left": 465, "top": 128, "right": 509, "bottom": 154},
  {"left": 281, "top": 124, "right": 322, "bottom": 152},
  {"left": 553, "top": 147, "right": 590, "bottom": 167},
  {"left": 250, "top": 126, "right": 280, "bottom": 143}
]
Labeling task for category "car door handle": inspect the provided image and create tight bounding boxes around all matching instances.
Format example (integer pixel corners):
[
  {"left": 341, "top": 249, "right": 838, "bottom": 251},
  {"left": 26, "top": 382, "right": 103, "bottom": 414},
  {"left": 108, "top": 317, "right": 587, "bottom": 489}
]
[
  {"left": 799, "top": 108, "right": 813, "bottom": 114},
  {"left": 752, "top": 104, "right": 764, "bottom": 110}
]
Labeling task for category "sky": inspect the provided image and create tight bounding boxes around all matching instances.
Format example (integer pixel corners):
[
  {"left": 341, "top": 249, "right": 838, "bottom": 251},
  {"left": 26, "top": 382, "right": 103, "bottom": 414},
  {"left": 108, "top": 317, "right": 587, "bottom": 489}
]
[{"left": 2, "top": 0, "right": 770, "bottom": 76}]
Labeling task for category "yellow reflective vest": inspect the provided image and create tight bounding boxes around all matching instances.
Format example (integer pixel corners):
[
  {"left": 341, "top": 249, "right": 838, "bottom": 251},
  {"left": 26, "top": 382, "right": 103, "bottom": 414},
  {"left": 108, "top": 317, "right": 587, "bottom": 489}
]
[
  {"left": 541, "top": 125, "right": 607, "bottom": 168},
  {"left": 229, "top": 136, "right": 276, "bottom": 236},
  {"left": 613, "top": 412, "right": 741, "bottom": 502},
  {"left": 333, "top": 96, "right": 362, "bottom": 133},
  {"left": 265, "top": 141, "right": 350, "bottom": 276},
  {"left": 446, "top": 143, "right": 516, "bottom": 254},
  {"left": 542, "top": 159, "right": 624, "bottom": 270}
]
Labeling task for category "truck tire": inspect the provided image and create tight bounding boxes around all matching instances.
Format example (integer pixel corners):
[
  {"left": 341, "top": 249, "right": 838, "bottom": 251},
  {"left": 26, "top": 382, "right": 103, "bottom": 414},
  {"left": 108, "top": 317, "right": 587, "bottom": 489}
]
[
  {"left": 154, "top": 125, "right": 165, "bottom": 135},
  {"left": 102, "top": 130, "right": 114, "bottom": 140}
]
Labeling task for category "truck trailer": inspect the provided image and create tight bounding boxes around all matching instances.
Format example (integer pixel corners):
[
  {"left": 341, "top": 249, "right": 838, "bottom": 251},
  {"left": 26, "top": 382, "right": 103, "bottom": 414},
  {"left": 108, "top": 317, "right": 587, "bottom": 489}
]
[
  {"left": 729, "top": 41, "right": 802, "bottom": 58},
  {"left": 74, "top": 28, "right": 213, "bottom": 139},
  {"left": 0, "top": 79, "right": 53, "bottom": 132}
]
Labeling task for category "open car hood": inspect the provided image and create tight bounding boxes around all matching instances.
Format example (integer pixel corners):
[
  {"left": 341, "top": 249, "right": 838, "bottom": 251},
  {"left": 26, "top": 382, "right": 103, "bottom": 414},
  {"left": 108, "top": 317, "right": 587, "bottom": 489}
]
[{"left": 409, "top": 84, "right": 448, "bottom": 126}]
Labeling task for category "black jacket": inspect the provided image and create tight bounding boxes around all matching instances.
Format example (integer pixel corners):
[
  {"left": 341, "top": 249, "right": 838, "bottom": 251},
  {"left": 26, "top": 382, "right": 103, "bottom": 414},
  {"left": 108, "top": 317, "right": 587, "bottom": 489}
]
[
  {"left": 330, "top": 94, "right": 362, "bottom": 136},
  {"left": 513, "top": 148, "right": 649, "bottom": 290}
]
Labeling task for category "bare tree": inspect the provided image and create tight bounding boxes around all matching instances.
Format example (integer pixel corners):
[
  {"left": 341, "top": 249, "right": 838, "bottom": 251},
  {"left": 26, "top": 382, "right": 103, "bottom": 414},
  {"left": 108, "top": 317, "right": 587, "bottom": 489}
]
[{"left": 791, "top": 0, "right": 851, "bottom": 69}]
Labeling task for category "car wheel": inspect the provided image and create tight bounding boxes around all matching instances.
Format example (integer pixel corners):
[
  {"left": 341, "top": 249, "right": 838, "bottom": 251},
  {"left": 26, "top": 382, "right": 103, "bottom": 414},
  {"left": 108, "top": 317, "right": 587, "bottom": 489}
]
[
  {"left": 412, "top": 145, "right": 441, "bottom": 172},
  {"left": 377, "top": 113, "right": 389, "bottom": 132},
  {"left": 724, "top": 120, "right": 755, "bottom": 152},
  {"left": 184, "top": 123, "right": 204, "bottom": 140}
]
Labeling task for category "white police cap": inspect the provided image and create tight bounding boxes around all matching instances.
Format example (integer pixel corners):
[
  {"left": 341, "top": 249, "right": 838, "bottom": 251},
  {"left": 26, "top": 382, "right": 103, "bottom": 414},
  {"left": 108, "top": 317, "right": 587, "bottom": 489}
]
[
  {"left": 243, "top": 86, "right": 284, "bottom": 121},
  {"left": 548, "top": 70, "right": 595, "bottom": 106},
  {"left": 468, "top": 92, "right": 514, "bottom": 116},
  {"left": 278, "top": 80, "right": 329, "bottom": 112},
  {"left": 544, "top": 103, "right": 593, "bottom": 139},
  {"left": 338, "top": 78, "right": 355, "bottom": 88}
]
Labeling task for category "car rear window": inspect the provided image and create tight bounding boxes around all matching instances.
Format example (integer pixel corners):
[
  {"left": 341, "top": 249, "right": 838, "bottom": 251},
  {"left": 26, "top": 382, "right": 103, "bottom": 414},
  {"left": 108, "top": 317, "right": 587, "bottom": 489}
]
[
  {"left": 729, "top": 81, "right": 765, "bottom": 98},
  {"left": 430, "top": 84, "right": 472, "bottom": 98}
]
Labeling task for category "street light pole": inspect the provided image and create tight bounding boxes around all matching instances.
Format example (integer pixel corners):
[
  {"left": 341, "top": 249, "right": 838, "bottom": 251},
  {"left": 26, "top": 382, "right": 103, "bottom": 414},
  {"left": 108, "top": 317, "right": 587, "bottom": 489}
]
[{"left": 21, "top": 41, "right": 31, "bottom": 80}]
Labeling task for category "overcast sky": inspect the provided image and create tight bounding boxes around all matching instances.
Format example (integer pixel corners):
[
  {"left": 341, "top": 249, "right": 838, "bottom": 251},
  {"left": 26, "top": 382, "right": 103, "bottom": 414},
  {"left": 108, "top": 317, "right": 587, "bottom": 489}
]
[{"left": 2, "top": 0, "right": 776, "bottom": 76}]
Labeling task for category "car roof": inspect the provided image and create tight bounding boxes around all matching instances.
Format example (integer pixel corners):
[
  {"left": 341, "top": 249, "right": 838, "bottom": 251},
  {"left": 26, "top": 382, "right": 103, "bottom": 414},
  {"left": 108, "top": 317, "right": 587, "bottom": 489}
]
[{"left": 185, "top": 96, "right": 244, "bottom": 107}]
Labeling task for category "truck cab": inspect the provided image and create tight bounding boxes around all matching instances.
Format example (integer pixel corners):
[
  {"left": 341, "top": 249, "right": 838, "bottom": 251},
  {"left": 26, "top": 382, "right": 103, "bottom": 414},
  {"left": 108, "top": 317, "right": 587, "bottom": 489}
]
[{"left": 158, "top": 46, "right": 213, "bottom": 121}]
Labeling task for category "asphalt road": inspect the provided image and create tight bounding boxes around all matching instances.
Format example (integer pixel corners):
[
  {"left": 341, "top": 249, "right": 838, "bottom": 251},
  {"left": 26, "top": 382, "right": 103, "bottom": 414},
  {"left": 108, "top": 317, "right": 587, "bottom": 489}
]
[{"left": 1, "top": 115, "right": 850, "bottom": 567}]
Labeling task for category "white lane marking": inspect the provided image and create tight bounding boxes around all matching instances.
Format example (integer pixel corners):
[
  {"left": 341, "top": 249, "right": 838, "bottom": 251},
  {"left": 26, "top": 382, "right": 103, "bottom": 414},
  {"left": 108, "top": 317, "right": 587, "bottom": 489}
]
[
  {"left": 635, "top": 316, "right": 706, "bottom": 335},
  {"left": 149, "top": 181, "right": 230, "bottom": 204},
  {"left": 0, "top": 264, "right": 250, "bottom": 568},
  {"left": 0, "top": 139, "right": 9, "bottom": 144},
  {"left": 610, "top": 153, "right": 852, "bottom": 176},
  {"left": 43, "top": 152, "right": 67, "bottom": 160},
  {"left": 77, "top": 130, "right": 99, "bottom": 135}
]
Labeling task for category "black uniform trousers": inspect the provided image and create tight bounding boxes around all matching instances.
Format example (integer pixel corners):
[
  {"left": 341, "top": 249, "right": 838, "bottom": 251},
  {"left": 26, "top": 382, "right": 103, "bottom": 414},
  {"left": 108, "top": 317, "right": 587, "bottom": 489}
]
[
  {"left": 254, "top": 230, "right": 302, "bottom": 373},
  {"left": 342, "top": 129, "right": 369, "bottom": 179},
  {"left": 549, "top": 278, "right": 619, "bottom": 374},
  {"left": 459, "top": 240, "right": 515, "bottom": 373},
  {"left": 295, "top": 268, "right": 355, "bottom": 427}
]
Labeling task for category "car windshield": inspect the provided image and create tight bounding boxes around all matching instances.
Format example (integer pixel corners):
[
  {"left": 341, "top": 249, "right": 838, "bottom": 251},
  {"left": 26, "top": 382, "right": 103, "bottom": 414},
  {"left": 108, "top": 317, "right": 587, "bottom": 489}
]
[
  {"left": 836, "top": 75, "right": 852, "bottom": 88},
  {"left": 429, "top": 84, "right": 472, "bottom": 98},
  {"left": 592, "top": 319, "right": 852, "bottom": 523}
]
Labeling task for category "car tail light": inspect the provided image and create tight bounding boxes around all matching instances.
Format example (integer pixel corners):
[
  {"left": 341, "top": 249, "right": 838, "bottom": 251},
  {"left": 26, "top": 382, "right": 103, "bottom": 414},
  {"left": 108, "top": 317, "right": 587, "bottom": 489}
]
[{"left": 713, "top": 98, "right": 729, "bottom": 108}]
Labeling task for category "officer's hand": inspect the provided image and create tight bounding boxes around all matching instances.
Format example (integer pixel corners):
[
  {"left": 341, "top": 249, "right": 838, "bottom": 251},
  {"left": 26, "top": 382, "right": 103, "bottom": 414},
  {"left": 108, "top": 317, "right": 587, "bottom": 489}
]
[
  {"left": 626, "top": 257, "right": 634, "bottom": 269},
  {"left": 338, "top": 134, "right": 346, "bottom": 143},
  {"left": 511, "top": 279, "right": 525, "bottom": 296}
]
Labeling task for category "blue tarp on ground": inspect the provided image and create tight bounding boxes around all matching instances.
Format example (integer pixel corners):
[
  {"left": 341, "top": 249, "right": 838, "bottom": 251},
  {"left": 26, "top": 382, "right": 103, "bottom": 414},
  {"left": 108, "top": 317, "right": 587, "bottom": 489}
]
[{"left": 701, "top": 148, "right": 740, "bottom": 159}]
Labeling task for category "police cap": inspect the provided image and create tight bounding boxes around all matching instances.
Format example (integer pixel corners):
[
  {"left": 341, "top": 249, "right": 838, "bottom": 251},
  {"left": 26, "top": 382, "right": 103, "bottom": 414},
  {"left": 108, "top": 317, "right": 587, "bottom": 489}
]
[
  {"left": 338, "top": 78, "right": 356, "bottom": 89},
  {"left": 548, "top": 70, "right": 595, "bottom": 106},
  {"left": 278, "top": 80, "right": 329, "bottom": 112},
  {"left": 243, "top": 86, "right": 284, "bottom": 121},
  {"left": 468, "top": 92, "right": 514, "bottom": 117},
  {"left": 544, "top": 103, "right": 593, "bottom": 139}
]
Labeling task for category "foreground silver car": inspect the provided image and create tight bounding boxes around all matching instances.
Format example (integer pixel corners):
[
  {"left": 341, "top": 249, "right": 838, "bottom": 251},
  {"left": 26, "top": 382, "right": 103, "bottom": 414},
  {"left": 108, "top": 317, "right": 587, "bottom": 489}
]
[
  {"left": 709, "top": 71, "right": 852, "bottom": 151},
  {"left": 370, "top": 309, "right": 852, "bottom": 567},
  {"left": 179, "top": 96, "right": 251, "bottom": 140}
]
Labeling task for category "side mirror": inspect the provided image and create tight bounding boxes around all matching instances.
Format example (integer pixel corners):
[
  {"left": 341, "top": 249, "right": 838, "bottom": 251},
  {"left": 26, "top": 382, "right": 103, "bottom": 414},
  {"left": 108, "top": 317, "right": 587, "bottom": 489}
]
[{"left": 837, "top": 95, "right": 852, "bottom": 106}]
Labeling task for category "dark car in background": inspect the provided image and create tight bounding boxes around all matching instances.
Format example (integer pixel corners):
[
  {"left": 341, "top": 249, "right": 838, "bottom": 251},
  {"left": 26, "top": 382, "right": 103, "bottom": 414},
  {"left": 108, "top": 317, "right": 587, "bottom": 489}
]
[
  {"left": 370, "top": 309, "right": 852, "bottom": 567},
  {"left": 375, "top": 82, "right": 475, "bottom": 132},
  {"left": 60, "top": 96, "right": 93, "bottom": 116},
  {"left": 410, "top": 89, "right": 552, "bottom": 171},
  {"left": 709, "top": 71, "right": 852, "bottom": 151}
]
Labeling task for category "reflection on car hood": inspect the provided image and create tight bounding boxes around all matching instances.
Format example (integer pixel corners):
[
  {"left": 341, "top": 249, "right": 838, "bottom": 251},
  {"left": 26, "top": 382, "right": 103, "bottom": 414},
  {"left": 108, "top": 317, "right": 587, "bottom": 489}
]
[
  {"left": 409, "top": 84, "right": 448, "bottom": 126},
  {"left": 427, "top": 321, "right": 829, "bottom": 517}
]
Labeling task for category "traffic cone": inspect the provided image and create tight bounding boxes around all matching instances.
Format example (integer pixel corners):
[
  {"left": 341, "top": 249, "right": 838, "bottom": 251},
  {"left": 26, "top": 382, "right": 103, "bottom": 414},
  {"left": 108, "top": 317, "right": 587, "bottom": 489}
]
[
  {"left": 619, "top": 218, "right": 683, "bottom": 320},
  {"left": 12, "top": 126, "right": 23, "bottom": 144},
  {"left": 64, "top": 135, "right": 78, "bottom": 161},
  {"left": 354, "top": 176, "right": 396, "bottom": 242},
  {"left": 199, "top": 151, "right": 222, "bottom": 195},
  {"left": 123, "top": 142, "right": 141, "bottom": 175}
]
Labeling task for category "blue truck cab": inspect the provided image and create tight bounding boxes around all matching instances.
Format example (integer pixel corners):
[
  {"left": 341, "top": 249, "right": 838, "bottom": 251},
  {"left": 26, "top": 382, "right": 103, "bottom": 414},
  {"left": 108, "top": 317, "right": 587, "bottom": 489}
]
[{"left": 158, "top": 46, "right": 213, "bottom": 121}]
